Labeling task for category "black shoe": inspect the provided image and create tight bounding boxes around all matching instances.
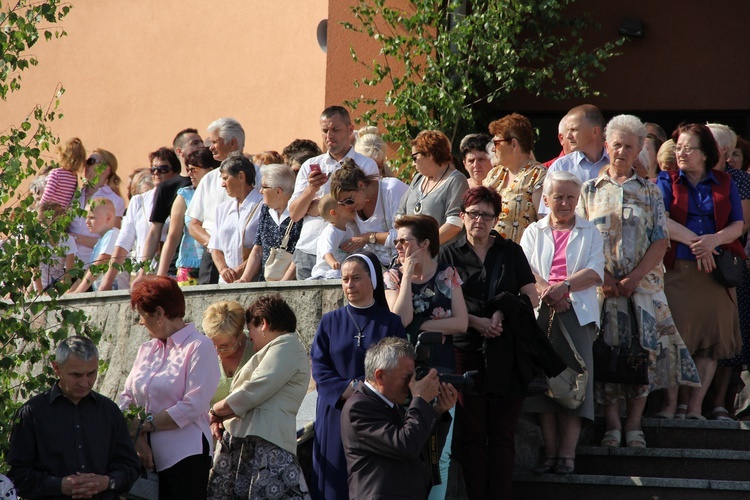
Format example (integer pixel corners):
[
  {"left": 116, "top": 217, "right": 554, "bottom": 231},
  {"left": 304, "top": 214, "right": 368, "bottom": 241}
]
[
  {"left": 555, "top": 457, "right": 575, "bottom": 475},
  {"left": 533, "top": 457, "right": 556, "bottom": 475}
]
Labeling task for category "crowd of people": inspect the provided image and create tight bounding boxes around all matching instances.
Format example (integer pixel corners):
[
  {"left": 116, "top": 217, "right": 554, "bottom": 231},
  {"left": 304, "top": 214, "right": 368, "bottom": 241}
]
[{"left": 8, "top": 102, "right": 750, "bottom": 499}]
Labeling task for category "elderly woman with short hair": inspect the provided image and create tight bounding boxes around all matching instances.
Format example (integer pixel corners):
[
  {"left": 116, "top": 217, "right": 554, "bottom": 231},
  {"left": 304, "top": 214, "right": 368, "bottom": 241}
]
[
  {"left": 239, "top": 164, "right": 304, "bottom": 282},
  {"left": 459, "top": 133, "right": 493, "bottom": 189},
  {"left": 396, "top": 130, "right": 469, "bottom": 245},
  {"left": 520, "top": 171, "right": 604, "bottom": 475},
  {"left": 578, "top": 115, "right": 698, "bottom": 447},
  {"left": 656, "top": 123, "right": 744, "bottom": 420},
  {"left": 208, "top": 153, "right": 263, "bottom": 284},
  {"left": 484, "top": 113, "right": 547, "bottom": 244}
]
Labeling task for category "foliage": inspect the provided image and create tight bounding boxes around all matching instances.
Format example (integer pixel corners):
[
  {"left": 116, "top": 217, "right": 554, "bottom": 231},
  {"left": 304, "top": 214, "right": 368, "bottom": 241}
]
[
  {"left": 342, "top": 0, "right": 626, "bottom": 178},
  {"left": 0, "top": 0, "right": 94, "bottom": 470}
]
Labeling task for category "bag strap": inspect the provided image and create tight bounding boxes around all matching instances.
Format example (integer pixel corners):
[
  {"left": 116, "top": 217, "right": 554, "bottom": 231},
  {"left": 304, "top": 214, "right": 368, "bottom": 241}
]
[
  {"left": 240, "top": 201, "right": 261, "bottom": 249},
  {"left": 279, "top": 218, "right": 294, "bottom": 251}
]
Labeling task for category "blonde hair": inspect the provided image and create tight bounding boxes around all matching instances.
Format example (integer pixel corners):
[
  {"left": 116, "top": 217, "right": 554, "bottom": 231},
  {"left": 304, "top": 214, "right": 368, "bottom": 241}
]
[
  {"left": 58, "top": 137, "right": 86, "bottom": 173},
  {"left": 202, "top": 301, "right": 246, "bottom": 339},
  {"left": 318, "top": 194, "right": 339, "bottom": 224},
  {"left": 92, "top": 148, "right": 122, "bottom": 197}
]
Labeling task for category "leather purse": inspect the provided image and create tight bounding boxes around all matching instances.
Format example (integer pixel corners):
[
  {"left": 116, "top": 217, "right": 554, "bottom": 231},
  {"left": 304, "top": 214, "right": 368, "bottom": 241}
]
[
  {"left": 713, "top": 247, "right": 744, "bottom": 288},
  {"left": 544, "top": 311, "right": 587, "bottom": 410},
  {"left": 592, "top": 298, "right": 649, "bottom": 385},
  {"left": 264, "top": 221, "right": 295, "bottom": 281}
]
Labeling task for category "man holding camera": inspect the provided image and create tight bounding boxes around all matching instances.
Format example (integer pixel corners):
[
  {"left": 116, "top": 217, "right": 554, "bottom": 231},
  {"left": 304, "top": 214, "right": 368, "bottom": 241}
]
[{"left": 341, "top": 337, "right": 457, "bottom": 499}]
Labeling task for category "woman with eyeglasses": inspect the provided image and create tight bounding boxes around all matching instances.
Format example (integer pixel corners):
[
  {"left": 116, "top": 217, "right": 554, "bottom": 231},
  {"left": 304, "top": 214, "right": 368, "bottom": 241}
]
[
  {"left": 329, "top": 158, "right": 407, "bottom": 266},
  {"left": 69, "top": 148, "right": 126, "bottom": 266},
  {"left": 383, "top": 214, "right": 468, "bottom": 500},
  {"left": 208, "top": 153, "right": 264, "bottom": 284},
  {"left": 655, "top": 123, "right": 744, "bottom": 420},
  {"left": 396, "top": 130, "right": 469, "bottom": 245},
  {"left": 201, "top": 301, "right": 254, "bottom": 410},
  {"left": 157, "top": 147, "right": 220, "bottom": 286},
  {"left": 483, "top": 113, "right": 547, "bottom": 244},
  {"left": 438, "top": 186, "right": 543, "bottom": 499}
]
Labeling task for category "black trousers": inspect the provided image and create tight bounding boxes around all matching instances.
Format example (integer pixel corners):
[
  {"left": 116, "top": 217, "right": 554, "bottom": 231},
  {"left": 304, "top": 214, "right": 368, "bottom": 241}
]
[
  {"left": 198, "top": 250, "right": 219, "bottom": 285},
  {"left": 157, "top": 435, "right": 211, "bottom": 499}
]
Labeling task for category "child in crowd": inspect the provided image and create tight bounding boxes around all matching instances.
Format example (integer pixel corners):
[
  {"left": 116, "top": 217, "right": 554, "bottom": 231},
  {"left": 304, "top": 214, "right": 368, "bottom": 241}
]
[
  {"left": 39, "top": 137, "right": 86, "bottom": 207},
  {"left": 68, "top": 198, "right": 129, "bottom": 292},
  {"left": 309, "top": 194, "right": 358, "bottom": 279},
  {"left": 32, "top": 201, "right": 77, "bottom": 293}
]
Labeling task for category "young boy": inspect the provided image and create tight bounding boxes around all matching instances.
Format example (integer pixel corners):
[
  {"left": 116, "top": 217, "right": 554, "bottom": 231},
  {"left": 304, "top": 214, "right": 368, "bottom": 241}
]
[
  {"left": 32, "top": 201, "right": 77, "bottom": 293},
  {"left": 69, "top": 198, "right": 129, "bottom": 292},
  {"left": 310, "top": 194, "right": 358, "bottom": 279}
]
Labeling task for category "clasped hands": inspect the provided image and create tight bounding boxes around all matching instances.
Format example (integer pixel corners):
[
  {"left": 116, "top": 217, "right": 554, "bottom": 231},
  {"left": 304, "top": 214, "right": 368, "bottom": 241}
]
[
  {"left": 540, "top": 282, "right": 572, "bottom": 313},
  {"left": 689, "top": 234, "right": 719, "bottom": 273},
  {"left": 61, "top": 473, "right": 109, "bottom": 498}
]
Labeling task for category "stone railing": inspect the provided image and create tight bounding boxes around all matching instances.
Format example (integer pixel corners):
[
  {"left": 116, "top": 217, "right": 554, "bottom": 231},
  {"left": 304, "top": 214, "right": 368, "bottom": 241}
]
[{"left": 55, "top": 280, "right": 344, "bottom": 401}]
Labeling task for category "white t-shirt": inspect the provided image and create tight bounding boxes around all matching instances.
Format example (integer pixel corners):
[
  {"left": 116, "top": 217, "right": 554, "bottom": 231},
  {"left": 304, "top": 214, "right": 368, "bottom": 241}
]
[
  {"left": 208, "top": 190, "right": 264, "bottom": 284},
  {"left": 115, "top": 189, "right": 166, "bottom": 259},
  {"left": 310, "top": 222, "right": 359, "bottom": 279},
  {"left": 92, "top": 228, "right": 129, "bottom": 291},
  {"left": 69, "top": 185, "right": 126, "bottom": 265},
  {"left": 354, "top": 177, "right": 408, "bottom": 266},
  {"left": 40, "top": 236, "right": 77, "bottom": 289},
  {"left": 290, "top": 148, "right": 379, "bottom": 254}
]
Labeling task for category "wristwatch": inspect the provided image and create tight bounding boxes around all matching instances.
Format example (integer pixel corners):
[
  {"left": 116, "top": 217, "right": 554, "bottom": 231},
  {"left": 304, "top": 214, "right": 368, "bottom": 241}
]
[
  {"left": 108, "top": 477, "right": 116, "bottom": 491},
  {"left": 563, "top": 279, "right": 571, "bottom": 292},
  {"left": 144, "top": 413, "right": 157, "bottom": 432},
  {"left": 368, "top": 232, "right": 376, "bottom": 244}
]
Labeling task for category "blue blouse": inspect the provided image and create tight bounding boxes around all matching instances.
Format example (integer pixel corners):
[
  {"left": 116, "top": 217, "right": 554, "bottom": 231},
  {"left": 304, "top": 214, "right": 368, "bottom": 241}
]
[
  {"left": 253, "top": 204, "right": 303, "bottom": 282},
  {"left": 656, "top": 169, "right": 743, "bottom": 261},
  {"left": 176, "top": 186, "right": 203, "bottom": 269}
]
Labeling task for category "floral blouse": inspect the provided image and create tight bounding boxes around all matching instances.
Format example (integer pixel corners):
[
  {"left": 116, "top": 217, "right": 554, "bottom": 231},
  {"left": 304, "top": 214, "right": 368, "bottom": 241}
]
[
  {"left": 484, "top": 160, "right": 546, "bottom": 244},
  {"left": 384, "top": 262, "right": 463, "bottom": 369}
]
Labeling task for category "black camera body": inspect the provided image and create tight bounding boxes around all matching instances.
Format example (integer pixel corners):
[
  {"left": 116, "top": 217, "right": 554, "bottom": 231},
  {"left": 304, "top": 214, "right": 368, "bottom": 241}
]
[{"left": 414, "top": 332, "right": 478, "bottom": 395}]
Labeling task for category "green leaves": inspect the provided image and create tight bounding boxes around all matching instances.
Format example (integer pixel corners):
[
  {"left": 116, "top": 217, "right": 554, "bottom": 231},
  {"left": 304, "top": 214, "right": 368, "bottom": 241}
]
[{"left": 343, "top": 0, "right": 625, "bottom": 179}]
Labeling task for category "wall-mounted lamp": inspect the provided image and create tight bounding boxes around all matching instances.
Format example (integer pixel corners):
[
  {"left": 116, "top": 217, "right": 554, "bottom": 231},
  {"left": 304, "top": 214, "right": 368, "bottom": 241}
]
[
  {"left": 317, "top": 19, "right": 328, "bottom": 53},
  {"left": 619, "top": 18, "right": 644, "bottom": 38}
]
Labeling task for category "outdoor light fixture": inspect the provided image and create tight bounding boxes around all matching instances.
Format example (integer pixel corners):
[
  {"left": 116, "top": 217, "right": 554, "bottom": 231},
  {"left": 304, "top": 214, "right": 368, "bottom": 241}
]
[{"left": 619, "top": 18, "right": 644, "bottom": 38}]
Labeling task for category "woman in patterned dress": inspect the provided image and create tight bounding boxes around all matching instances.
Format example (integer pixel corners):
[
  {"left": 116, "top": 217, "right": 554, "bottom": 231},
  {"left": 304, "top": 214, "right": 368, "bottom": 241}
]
[
  {"left": 578, "top": 115, "right": 699, "bottom": 448},
  {"left": 484, "top": 113, "right": 546, "bottom": 244},
  {"left": 208, "top": 295, "right": 311, "bottom": 500},
  {"left": 384, "top": 214, "right": 468, "bottom": 500}
]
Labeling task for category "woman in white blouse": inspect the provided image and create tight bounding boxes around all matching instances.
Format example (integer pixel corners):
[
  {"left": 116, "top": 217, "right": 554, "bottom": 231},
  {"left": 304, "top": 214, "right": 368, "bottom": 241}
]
[{"left": 209, "top": 153, "right": 263, "bottom": 284}]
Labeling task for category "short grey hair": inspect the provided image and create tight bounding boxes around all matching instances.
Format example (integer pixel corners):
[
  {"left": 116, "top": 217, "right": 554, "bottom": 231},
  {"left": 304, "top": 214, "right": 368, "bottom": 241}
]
[
  {"left": 542, "top": 170, "right": 582, "bottom": 196},
  {"left": 706, "top": 123, "right": 737, "bottom": 155},
  {"left": 207, "top": 117, "right": 245, "bottom": 152},
  {"left": 605, "top": 114, "right": 648, "bottom": 150},
  {"left": 364, "top": 337, "right": 415, "bottom": 382},
  {"left": 262, "top": 164, "right": 296, "bottom": 195},
  {"left": 219, "top": 152, "right": 256, "bottom": 187},
  {"left": 55, "top": 336, "right": 98, "bottom": 365},
  {"left": 558, "top": 115, "right": 568, "bottom": 135}
]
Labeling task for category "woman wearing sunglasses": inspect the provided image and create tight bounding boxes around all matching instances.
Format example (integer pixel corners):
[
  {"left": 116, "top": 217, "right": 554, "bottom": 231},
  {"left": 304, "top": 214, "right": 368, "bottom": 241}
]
[
  {"left": 68, "top": 148, "right": 126, "bottom": 266},
  {"left": 396, "top": 130, "right": 469, "bottom": 246},
  {"left": 329, "top": 158, "right": 407, "bottom": 266}
]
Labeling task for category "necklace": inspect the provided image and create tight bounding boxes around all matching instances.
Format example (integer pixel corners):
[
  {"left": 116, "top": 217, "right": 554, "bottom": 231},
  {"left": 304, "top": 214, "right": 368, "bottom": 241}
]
[
  {"left": 346, "top": 304, "right": 373, "bottom": 347},
  {"left": 415, "top": 167, "right": 450, "bottom": 214}
]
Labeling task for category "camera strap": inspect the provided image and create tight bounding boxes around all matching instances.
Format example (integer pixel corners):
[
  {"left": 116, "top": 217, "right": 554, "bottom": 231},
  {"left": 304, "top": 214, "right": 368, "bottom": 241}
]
[{"left": 428, "top": 430, "right": 441, "bottom": 485}]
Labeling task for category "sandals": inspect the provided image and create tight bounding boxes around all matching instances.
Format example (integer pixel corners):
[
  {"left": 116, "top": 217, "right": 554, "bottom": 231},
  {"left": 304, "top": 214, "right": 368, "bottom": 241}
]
[
  {"left": 686, "top": 413, "right": 706, "bottom": 421},
  {"left": 625, "top": 430, "right": 647, "bottom": 448},
  {"left": 653, "top": 409, "right": 675, "bottom": 419},
  {"left": 711, "top": 407, "right": 734, "bottom": 421},
  {"left": 555, "top": 457, "right": 575, "bottom": 475},
  {"left": 533, "top": 456, "right": 556, "bottom": 475},
  {"left": 674, "top": 404, "right": 688, "bottom": 420},
  {"left": 600, "top": 429, "right": 621, "bottom": 447}
]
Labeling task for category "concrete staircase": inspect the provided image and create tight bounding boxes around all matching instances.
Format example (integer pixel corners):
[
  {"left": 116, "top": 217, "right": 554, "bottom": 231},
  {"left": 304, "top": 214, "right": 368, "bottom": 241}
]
[{"left": 512, "top": 418, "right": 750, "bottom": 499}]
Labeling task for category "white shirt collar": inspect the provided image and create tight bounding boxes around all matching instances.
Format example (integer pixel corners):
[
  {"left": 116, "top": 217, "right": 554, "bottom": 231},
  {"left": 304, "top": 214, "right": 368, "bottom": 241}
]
[{"left": 364, "top": 381, "right": 395, "bottom": 408}]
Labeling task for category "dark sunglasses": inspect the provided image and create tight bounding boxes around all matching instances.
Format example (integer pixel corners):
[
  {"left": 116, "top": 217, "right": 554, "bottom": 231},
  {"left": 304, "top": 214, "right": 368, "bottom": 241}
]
[
  {"left": 150, "top": 165, "right": 171, "bottom": 174},
  {"left": 86, "top": 157, "right": 102, "bottom": 166},
  {"left": 337, "top": 198, "right": 356, "bottom": 206}
]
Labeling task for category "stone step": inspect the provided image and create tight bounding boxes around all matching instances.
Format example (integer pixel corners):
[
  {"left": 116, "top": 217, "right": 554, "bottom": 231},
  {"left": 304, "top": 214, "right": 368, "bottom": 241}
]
[
  {"left": 512, "top": 474, "right": 750, "bottom": 500},
  {"left": 575, "top": 446, "right": 750, "bottom": 481},
  {"left": 586, "top": 417, "right": 750, "bottom": 451}
]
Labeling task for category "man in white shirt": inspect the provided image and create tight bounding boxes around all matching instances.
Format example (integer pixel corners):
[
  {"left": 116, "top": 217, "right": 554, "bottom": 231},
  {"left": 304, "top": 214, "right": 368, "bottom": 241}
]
[
  {"left": 289, "top": 106, "right": 379, "bottom": 279},
  {"left": 187, "top": 118, "right": 260, "bottom": 284},
  {"left": 539, "top": 104, "right": 610, "bottom": 215}
]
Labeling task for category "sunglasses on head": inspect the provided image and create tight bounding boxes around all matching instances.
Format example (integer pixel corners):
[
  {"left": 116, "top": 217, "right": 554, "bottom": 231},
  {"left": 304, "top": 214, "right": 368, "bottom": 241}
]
[
  {"left": 150, "top": 165, "right": 171, "bottom": 174},
  {"left": 337, "top": 198, "right": 356, "bottom": 206},
  {"left": 86, "top": 157, "right": 102, "bottom": 166}
]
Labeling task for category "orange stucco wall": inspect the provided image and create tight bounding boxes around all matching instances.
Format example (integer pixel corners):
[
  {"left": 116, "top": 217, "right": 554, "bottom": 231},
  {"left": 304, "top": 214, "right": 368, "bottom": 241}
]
[{"left": 0, "top": 1, "right": 329, "bottom": 186}]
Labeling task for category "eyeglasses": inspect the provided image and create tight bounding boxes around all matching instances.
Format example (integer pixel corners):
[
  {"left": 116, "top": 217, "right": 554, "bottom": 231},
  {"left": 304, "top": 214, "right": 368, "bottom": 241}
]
[
  {"left": 674, "top": 145, "right": 702, "bottom": 155},
  {"left": 150, "top": 165, "right": 171, "bottom": 174},
  {"left": 492, "top": 138, "right": 512, "bottom": 148},
  {"left": 464, "top": 211, "right": 496, "bottom": 221},
  {"left": 394, "top": 237, "right": 417, "bottom": 246},
  {"left": 260, "top": 185, "right": 276, "bottom": 192},
  {"left": 86, "top": 157, "right": 102, "bottom": 166},
  {"left": 214, "top": 337, "right": 239, "bottom": 353},
  {"left": 411, "top": 152, "right": 423, "bottom": 161},
  {"left": 337, "top": 197, "right": 356, "bottom": 206}
]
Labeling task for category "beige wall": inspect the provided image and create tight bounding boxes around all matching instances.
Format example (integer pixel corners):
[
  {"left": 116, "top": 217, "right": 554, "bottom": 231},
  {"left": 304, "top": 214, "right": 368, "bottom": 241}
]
[{"left": 0, "top": 1, "right": 329, "bottom": 188}]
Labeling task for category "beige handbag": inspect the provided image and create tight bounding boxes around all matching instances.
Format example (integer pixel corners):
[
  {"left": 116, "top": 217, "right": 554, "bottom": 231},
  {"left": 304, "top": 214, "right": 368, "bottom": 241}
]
[
  {"left": 545, "top": 310, "right": 588, "bottom": 410},
  {"left": 264, "top": 220, "right": 294, "bottom": 281}
]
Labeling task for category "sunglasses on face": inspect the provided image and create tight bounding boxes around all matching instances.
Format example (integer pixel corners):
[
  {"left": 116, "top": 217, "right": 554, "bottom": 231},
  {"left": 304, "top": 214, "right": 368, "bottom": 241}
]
[
  {"left": 86, "top": 157, "right": 102, "bottom": 166},
  {"left": 337, "top": 197, "right": 356, "bottom": 206},
  {"left": 150, "top": 165, "right": 171, "bottom": 175}
]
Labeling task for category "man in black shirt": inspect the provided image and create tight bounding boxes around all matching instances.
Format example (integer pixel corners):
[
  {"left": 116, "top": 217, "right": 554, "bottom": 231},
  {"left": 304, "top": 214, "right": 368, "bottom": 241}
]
[{"left": 7, "top": 336, "right": 139, "bottom": 499}]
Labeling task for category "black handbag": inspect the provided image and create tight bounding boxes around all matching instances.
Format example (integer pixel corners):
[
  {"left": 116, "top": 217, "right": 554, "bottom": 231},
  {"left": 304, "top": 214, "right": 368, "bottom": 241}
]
[
  {"left": 592, "top": 298, "right": 649, "bottom": 385},
  {"left": 713, "top": 247, "right": 744, "bottom": 288}
]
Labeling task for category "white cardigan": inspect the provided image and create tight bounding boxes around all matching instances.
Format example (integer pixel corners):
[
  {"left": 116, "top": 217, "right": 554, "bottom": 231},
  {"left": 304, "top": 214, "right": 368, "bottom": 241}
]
[{"left": 520, "top": 214, "right": 605, "bottom": 328}]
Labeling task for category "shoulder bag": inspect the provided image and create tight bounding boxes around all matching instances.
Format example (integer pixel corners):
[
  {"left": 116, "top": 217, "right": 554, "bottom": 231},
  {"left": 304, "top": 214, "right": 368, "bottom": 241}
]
[
  {"left": 592, "top": 297, "right": 649, "bottom": 385},
  {"left": 713, "top": 247, "right": 744, "bottom": 288},
  {"left": 264, "top": 219, "right": 295, "bottom": 281},
  {"left": 544, "top": 310, "right": 588, "bottom": 409}
]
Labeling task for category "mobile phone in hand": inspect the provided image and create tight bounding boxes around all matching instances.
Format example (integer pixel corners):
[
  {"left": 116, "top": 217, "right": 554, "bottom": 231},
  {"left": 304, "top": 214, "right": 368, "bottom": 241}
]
[{"left": 310, "top": 163, "right": 321, "bottom": 174}]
